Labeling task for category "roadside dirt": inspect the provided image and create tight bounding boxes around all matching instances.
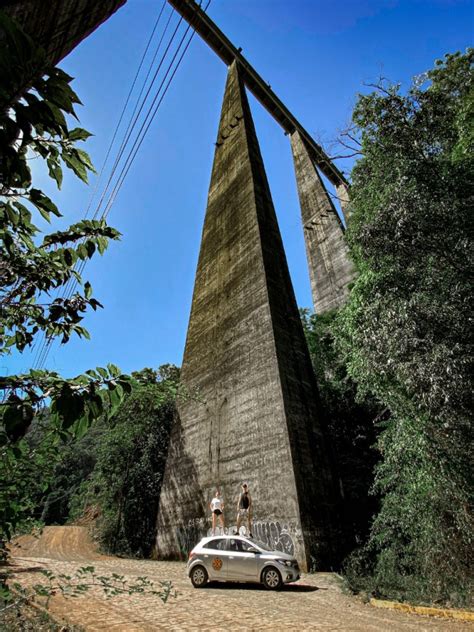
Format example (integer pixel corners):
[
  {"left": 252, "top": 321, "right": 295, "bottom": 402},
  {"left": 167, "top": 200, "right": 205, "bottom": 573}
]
[
  {"left": 8, "top": 526, "right": 472, "bottom": 631},
  {"left": 10, "top": 526, "right": 104, "bottom": 562}
]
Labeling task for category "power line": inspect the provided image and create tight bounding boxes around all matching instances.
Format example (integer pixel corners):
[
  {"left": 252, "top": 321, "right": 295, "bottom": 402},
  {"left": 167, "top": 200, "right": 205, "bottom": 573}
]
[
  {"left": 103, "top": 22, "right": 197, "bottom": 220},
  {"left": 65, "top": 12, "right": 188, "bottom": 295},
  {"left": 91, "top": 8, "right": 182, "bottom": 224},
  {"left": 34, "top": 1, "right": 211, "bottom": 370},
  {"left": 84, "top": 0, "right": 168, "bottom": 221},
  {"left": 50, "top": 1, "right": 174, "bottom": 307},
  {"left": 32, "top": 1, "right": 171, "bottom": 370},
  {"left": 33, "top": 3, "right": 179, "bottom": 369}
]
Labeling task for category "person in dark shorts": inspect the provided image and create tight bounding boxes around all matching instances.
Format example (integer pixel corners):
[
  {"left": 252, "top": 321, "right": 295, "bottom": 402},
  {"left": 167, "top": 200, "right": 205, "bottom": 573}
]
[
  {"left": 235, "top": 482, "right": 252, "bottom": 537},
  {"left": 210, "top": 489, "right": 225, "bottom": 535}
]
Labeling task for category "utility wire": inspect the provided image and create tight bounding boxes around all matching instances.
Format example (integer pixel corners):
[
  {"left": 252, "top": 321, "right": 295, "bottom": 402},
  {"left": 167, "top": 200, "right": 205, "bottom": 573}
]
[
  {"left": 34, "top": 2, "right": 210, "bottom": 369},
  {"left": 32, "top": 1, "right": 170, "bottom": 369},
  {"left": 63, "top": 11, "right": 187, "bottom": 300},
  {"left": 103, "top": 22, "right": 196, "bottom": 220},
  {"left": 33, "top": 4, "right": 179, "bottom": 369},
  {"left": 91, "top": 8, "right": 182, "bottom": 224},
  {"left": 51, "top": 1, "right": 175, "bottom": 309},
  {"left": 84, "top": 0, "right": 168, "bottom": 221},
  {"left": 63, "top": 17, "right": 193, "bottom": 306}
]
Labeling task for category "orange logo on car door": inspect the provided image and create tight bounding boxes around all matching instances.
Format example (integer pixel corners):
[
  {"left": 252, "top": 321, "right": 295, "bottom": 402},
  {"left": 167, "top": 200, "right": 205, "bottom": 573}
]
[{"left": 212, "top": 557, "right": 223, "bottom": 571}]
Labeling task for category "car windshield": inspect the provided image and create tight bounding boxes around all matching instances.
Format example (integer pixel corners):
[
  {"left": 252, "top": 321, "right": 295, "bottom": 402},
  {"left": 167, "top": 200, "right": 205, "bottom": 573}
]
[{"left": 249, "top": 539, "right": 273, "bottom": 552}]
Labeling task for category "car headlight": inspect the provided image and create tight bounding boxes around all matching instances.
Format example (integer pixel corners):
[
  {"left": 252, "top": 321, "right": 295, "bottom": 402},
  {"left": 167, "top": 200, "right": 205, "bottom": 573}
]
[{"left": 276, "top": 559, "right": 293, "bottom": 567}]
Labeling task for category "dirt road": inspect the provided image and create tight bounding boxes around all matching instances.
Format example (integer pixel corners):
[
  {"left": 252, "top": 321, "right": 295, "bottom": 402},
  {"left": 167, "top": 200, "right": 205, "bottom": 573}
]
[{"left": 9, "top": 526, "right": 471, "bottom": 631}]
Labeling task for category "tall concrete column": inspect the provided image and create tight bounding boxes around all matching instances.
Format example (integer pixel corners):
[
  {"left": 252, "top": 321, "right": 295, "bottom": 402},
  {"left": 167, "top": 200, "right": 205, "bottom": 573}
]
[
  {"left": 291, "top": 131, "right": 355, "bottom": 314},
  {"left": 335, "top": 182, "right": 351, "bottom": 222},
  {"left": 156, "top": 62, "right": 339, "bottom": 571}
]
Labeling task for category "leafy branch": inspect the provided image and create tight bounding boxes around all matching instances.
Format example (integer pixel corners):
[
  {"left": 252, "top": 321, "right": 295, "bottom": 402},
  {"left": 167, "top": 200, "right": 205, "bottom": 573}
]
[
  {"left": 0, "top": 12, "right": 135, "bottom": 565},
  {"left": 1, "top": 567, "right": 176, "bottom": 613}
]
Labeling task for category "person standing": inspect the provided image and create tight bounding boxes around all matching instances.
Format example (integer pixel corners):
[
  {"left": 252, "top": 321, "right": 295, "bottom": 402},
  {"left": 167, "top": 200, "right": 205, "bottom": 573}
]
[
  {"left": 210, "top": 489, "right": 225, "bottom": 535},
  {"left": 235, "top": 482, "right": 252, "bottom": 537}
]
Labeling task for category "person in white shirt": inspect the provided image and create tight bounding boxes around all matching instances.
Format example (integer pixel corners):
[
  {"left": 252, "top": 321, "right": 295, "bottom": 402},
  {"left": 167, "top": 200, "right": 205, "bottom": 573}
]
[{"left": 210, "top": 489, "right": 225, "bottom": 535}]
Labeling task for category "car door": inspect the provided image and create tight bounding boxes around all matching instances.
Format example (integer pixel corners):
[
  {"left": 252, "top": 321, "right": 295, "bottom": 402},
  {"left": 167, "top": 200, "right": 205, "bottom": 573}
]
[
  {"left": 226, "top": 538, "right": 258, "bottom": 581},
  {"left": 201, "top": 538, "right": 228, "bottom": 580}
]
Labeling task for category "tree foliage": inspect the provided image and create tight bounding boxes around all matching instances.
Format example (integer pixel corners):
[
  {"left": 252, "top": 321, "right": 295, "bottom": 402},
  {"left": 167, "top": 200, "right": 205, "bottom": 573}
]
[
  {"left": 337, "top": 50, "right": 473, "bottom": 606},
  {"left": 0, "top": 11, "right": 118, "bottom": 355},
  {"left": 301, "top": 309, "right": 381, "bottom": 553},
  {"left": 0, "top": 364, "right": 177, "bottom": 566},
  {"left": 67, "top": 367, "right": 178, "bottom": 558},
  {"left": 0, "top": 13, "right": 132, "bottom": 544}
]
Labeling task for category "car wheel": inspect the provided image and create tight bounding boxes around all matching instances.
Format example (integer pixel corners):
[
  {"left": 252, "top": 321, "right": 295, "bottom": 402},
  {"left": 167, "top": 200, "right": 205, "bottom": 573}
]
[
  {"left": 190, "top": 565, "right": 208, "bottom": 588},
  {"left": 262, "top": 566, "right": 282, "bottom": 590}
]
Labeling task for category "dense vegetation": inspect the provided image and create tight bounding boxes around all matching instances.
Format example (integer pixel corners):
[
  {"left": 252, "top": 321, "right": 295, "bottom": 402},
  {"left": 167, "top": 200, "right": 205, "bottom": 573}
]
[
  {"left": 300, "top": 309, "right": 381, "bottom": 554},
  {"left": 0, "top": 12, "right": 132, "bottom": 551},
  {"left": 1, "top": 7, "right": 471, "bottom": 612},
  {"left": 30, "top": 366, "right": 177, "bottom": 558},
  {"left": 0, "top": 14, "right": 175, "bottom": 570},
  {"left": 332, "top": 50, "right": 473, "bottom": 606}
]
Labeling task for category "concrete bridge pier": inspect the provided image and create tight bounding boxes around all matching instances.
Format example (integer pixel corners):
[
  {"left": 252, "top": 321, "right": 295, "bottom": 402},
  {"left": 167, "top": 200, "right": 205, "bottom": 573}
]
[
  {"left": 290, "top": 131, "right": 355, "bottom": 315},
  {"left": 156, "top": 61, "right": 339, "bottom": 571}
]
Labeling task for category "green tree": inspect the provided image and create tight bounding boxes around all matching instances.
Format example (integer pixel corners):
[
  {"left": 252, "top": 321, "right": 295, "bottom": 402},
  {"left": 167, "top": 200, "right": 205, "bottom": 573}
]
[
  {"left": 36, "top": 416, "right": 105, "bottom": 526},
  {"left": 300, "top": 309, "right": 381, "bottom": 553},
  {"left": 0, "top": 13, "right": 132, "bottom": 545},
  {"left": 70, "top": 367, "right": 179, "bottom": 558},
  {"left": 338, "top": 50, "right": 473, "bottom": 606}
]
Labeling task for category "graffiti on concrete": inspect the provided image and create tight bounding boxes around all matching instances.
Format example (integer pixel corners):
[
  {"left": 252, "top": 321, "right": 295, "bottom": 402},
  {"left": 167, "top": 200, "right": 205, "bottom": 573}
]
[
  {"left": 206, "top": 520, "right": 299, "bottom": 557},
  {"left": 251, "top": 521, "right": 298, "bottom": 556}
]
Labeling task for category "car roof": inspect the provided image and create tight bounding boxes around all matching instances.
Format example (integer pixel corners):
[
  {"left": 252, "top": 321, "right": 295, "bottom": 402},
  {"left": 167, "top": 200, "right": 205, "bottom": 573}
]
[{"left": 199, "top": 535, "right": 251, "bottom": 542}]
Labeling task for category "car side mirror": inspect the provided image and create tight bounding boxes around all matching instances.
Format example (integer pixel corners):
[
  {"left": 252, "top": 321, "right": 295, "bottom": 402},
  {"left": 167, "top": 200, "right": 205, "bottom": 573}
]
[{"left": 247, "top": 547, "right": 260, "bottom": 554}]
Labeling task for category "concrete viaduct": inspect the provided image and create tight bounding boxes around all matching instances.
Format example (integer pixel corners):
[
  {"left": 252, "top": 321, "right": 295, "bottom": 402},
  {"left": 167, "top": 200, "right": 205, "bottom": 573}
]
[{"left": 3, "top": 0, "right": 356, "bottom": 570}]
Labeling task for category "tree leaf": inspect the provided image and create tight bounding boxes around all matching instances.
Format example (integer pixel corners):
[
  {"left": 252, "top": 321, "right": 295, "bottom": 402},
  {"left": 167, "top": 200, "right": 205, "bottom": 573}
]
[
  {"left": 84, "top": 281, "right": 92, "bottom": 300},
  {"left": 97, "top": 367, "right": 108, "bottom": 380},
  {"left": 47, "top": 158, "right": 63, "bottom": 189},
  {"left": 74, "top": 148, "right": 95, "bottom": 172},
  {"left": 63, "top": 248, "right": 77, "bottom": 266},
  {"left": 5, "top": 204, "right": 19, "bottom": 225},
  {"left": 97, "top": 236, "right": 108, "bottom": 255},
  {"left": 73, "top": 415, "right": 90, "bottom": 440},
  {"left": 85, "top": 240, "right": 96, "bottom": 258},
  {"left": 88, "top": 394, "right": 103, "bottom": 420},
  {"left": 77, "top": 243, "right": 88, "bottom": 260},
  {"left": 63, "top": 151, "right": 88, "bottom": 183},
  {"left": 69, "top": 127, "right": 93, "bottom": 142},
  {"left": 29, "top": 188, "right": 61, "bottom": 218},
  {"left": 107, "top": 363, "right": 121, "bottom": 378}
]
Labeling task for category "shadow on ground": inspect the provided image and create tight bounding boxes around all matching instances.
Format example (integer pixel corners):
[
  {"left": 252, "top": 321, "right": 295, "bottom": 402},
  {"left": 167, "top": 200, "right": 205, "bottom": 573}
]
[
  {"left": 7, "top": 562, "right": 46, "bottom": 574},
  {"left": 204, "top": 582, "right": 320, "bottom": 593}
]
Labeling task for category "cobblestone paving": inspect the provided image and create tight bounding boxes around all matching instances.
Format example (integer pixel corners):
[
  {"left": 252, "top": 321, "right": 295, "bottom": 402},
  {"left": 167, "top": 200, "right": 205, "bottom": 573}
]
[{"left": 11, "top": 555, "right": 472, "bottom": 631}]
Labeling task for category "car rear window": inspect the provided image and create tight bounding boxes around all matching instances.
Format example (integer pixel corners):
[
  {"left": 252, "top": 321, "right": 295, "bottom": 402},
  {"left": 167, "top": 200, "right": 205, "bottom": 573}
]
[{"left": 203, "top": 538, "right": 227, "bottom": 551}]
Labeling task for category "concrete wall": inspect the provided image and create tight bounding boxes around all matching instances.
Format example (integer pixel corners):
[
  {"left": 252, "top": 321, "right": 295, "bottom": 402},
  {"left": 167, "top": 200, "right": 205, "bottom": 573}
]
[
  {"left": 3, "top": 0, "right": 126, "bottom": 66},
  {"left": 156, "top": 62, "right": 339, "bottom": 571},
  {"left": 291, "top": 131, "right": 355, "bottom": 314}
]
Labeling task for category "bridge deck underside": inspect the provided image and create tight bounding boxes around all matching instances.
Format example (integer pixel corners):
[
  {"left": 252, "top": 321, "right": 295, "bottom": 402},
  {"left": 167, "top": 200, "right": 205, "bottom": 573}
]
[{"left": 3, "top": 0, "right": 126, "bottom": 66}]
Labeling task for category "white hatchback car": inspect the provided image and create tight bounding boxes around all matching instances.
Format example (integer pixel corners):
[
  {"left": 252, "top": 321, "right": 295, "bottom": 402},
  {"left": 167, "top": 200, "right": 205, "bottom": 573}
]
[{"left": 187, "top": 535, "right": 300, "bottom": 590}]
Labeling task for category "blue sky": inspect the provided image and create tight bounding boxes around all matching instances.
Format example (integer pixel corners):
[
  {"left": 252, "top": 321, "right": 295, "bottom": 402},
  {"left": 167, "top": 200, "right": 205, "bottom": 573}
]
[{"left": 5, "top": 0, "right": 473, "bottom": 378}]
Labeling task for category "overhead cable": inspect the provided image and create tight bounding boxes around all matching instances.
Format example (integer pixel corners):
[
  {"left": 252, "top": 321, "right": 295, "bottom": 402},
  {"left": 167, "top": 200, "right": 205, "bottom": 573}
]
[{"left": 34, "top": 1, "right": 211, "bottom": 369}]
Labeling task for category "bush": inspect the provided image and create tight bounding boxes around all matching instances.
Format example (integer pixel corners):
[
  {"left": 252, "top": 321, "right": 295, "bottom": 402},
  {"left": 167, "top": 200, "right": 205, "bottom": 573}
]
[
  {"left": 337, "top": 50, "right": 474, "bottom": 607},
  {"left": 72, "top": 367, "right": 177, "bottom": 558},
  {"left": 301, "top": 309, "right": 381, "bottom": 554}
]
